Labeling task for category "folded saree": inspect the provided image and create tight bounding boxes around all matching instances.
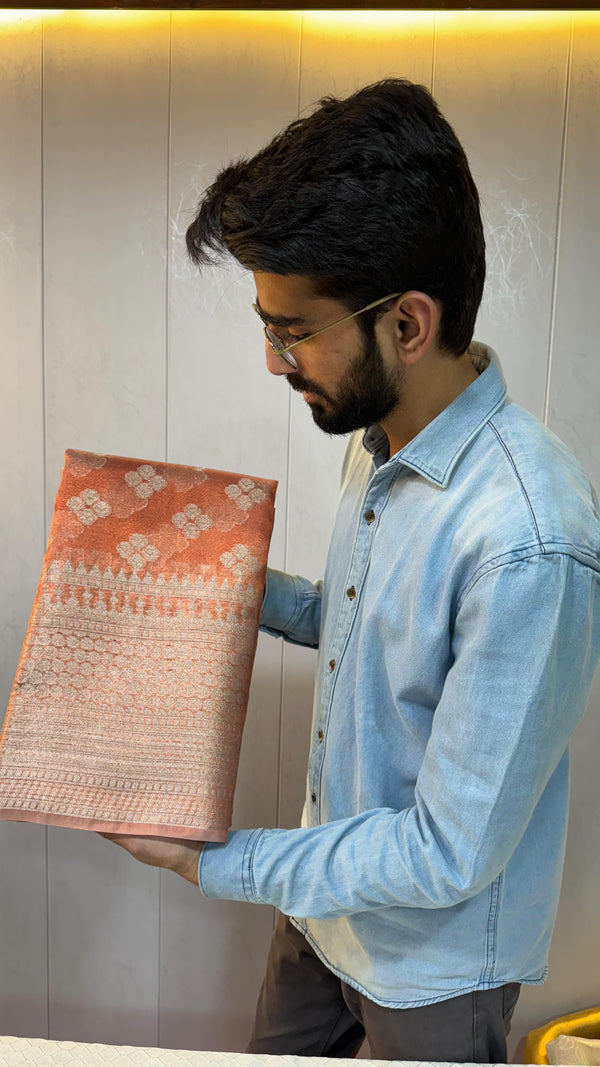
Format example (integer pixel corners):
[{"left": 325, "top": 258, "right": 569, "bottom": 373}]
[{"left": 0, "top": 450, "right": 277, "bottom": 841}]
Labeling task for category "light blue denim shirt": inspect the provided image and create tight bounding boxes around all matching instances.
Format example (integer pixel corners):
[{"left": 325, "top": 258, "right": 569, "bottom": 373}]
[{"left": 199, "top": 343, "right": 600, "bottom": 1008}]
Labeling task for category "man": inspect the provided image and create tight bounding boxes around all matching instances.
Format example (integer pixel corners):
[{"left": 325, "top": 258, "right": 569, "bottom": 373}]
[{"left": 102, "top": 80, "right": 600, "bottom": 1062}]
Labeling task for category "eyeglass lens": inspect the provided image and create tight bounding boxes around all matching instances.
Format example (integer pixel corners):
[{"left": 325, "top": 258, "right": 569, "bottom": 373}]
[{"left": 265, "top": 327, "right": 298, "bottom": 370}]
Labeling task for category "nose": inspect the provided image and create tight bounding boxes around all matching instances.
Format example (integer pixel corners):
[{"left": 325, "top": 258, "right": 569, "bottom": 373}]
[{"left": 265, "top": 338, "right": 294, "bottom": 376}]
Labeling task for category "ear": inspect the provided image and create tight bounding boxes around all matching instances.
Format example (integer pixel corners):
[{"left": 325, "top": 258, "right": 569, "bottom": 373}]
[{"left": 385, "top": 291, "right": 441, "bottom": 365}]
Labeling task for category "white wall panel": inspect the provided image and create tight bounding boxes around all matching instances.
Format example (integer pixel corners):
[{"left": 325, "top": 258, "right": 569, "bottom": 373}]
[
  {"left": 0, "top": 14, "right": 48, "bottom": 1040},
  {"left": 546, "top": 14, "right": 600, "bottom": 489},
  {"left": 42, "top": 12, "right": 171, "bottom": 1045},
  {"left": 48, "top": 829, "right": 161, "bottom": 1045},
  {"left": 299, "top": 11, "right": 434, "bottom": 103},
  {"left": 0, "top": 18, "right": 44, "bottom": 722},
  {"left": 43, "top": 11, "right": 170, "bottom": 504},
  {"left": 434, "top": 12, "right": 571, "bottom": 420},
  {"left": 278, "top": 13, "right": 436, "bottom": 832},
  {"left": 160, "top": 13, "right": 301, "bottom": 1051},
  {"left": 513, "top": 14, "right": 600, "bottom": 1052}
]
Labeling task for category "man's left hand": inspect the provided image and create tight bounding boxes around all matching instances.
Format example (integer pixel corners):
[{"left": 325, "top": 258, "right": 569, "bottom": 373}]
[{"left": 98, "top": 833, "right": 203, "bottom": 885}]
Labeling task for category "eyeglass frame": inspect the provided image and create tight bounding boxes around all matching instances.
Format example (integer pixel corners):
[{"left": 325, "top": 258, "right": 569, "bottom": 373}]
[{"left": 252, "top": 291, "right": 403, "bottom": 370}]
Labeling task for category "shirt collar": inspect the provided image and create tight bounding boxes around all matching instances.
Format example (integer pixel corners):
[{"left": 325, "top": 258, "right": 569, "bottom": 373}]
[{"left": 362, "top": 342, "right": 507, "bottom": 487}]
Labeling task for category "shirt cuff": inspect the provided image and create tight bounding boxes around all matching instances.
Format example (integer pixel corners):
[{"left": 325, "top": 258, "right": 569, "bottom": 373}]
[
  {"left": 259, "top": 568, "right": 300, "bottom": 634},
  {"left": 198, "top": 829, "right": 265, "bottom": 903}
]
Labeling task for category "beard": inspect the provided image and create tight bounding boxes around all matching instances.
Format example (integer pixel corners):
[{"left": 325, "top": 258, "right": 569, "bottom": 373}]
[{"left": 286, "top": 330, "right": 404, "bottom": 435}]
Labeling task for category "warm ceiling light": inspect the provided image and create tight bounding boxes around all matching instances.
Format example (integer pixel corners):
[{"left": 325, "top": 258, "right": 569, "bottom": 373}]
[
  {"left": 0, "top": 6, "right": 596, "bottom": 14},
  {"left": 0, "top": 9, "right": 65, "bottom": 20}
]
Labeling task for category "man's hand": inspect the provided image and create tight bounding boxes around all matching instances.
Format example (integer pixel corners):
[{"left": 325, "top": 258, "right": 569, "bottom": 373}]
[{"left": 98, "top": 832, "right": 204, "bottom": 885}]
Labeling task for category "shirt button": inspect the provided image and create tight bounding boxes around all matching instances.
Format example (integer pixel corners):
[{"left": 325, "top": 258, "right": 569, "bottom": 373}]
[
  {"left": 329, "top": 659, "right": 335, "bottom": 671},
  {"left": 311, "top": 792, "right": 317, "bottom": 804},
  {"left": 364, "top": 509, "right": 375, "bottom": 524},
  {"left": 346, "top": 586, "right": 356, "bottom": 600},
  {"left": 318, "top": 730, "right": 324, "bottom": 742}
]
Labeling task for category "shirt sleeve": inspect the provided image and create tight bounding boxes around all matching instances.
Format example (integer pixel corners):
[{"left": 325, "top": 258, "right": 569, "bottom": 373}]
[
  {"left": 200, "top": 553, "right": 600, "bottom": 918},
  {"left": 259, "top": 567, "right": 322, "bottom": 649}
]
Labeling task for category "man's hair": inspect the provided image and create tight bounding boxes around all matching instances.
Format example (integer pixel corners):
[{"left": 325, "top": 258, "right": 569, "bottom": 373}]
[{"left": 186, "top": 78, "right": 485, "bottom": 356}]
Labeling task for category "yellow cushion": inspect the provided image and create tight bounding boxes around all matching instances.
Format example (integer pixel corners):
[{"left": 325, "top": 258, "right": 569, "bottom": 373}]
[{"left": 524, "top": 1006, "right": 600, "bottom": 1064}]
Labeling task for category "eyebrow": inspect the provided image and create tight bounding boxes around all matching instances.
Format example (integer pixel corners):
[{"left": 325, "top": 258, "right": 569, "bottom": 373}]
[{"left": 254, "top": 299, "right": 310, "bottom": 329}]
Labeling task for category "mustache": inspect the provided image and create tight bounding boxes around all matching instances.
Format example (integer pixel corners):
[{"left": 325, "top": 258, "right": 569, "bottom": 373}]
[{"left": 286, "top": 373, "right": 330, "bottom": 401}]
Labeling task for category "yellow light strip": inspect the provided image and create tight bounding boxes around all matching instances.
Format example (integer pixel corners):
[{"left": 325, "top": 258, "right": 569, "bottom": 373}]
[
  {"left": 0, "top": 9, "right": 64, "bottom": 21},
  {"left": 0, "top": 8, "right": 597, "bottom": 26}
]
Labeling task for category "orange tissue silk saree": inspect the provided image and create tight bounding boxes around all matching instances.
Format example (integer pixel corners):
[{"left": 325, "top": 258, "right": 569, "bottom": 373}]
[{"left": 0, "top": 450, "right": 277, "bottom": 842}]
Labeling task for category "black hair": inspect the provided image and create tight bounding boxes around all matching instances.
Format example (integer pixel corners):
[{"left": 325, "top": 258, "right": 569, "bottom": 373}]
[{"left": 186, "top": 78, "right": 485, "bottom": 356}]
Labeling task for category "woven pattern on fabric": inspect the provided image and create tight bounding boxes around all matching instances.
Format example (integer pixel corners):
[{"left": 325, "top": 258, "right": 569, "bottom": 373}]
[
  {"left": 0, "top": 450, "right": 277, "bottom": 841},
  {"left": 0, "top": 1038, "right": 467, "bottom": 1067}
]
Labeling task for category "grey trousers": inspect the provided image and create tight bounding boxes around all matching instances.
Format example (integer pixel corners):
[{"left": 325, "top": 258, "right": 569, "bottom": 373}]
[{"left": 247, "top": 912, "right": 521, "bottom": 1063}]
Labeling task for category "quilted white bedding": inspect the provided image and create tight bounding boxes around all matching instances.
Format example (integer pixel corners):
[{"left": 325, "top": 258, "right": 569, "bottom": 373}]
[{"left": 0, "top": 1041, "right": 511, "bottom": 1067}]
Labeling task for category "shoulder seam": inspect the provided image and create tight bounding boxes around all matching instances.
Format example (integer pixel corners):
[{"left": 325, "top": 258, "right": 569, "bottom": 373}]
[
  {"left": 488, "top": 420, "right": 545, "bottom": 552},
  {"left": 457, "top": 548, "right": 600, "bottom": 611}
]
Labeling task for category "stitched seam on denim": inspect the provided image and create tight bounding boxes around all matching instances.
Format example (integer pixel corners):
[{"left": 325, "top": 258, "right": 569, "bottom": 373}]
[
  {"left": 287, "top": 576, "right": 317, "bottom": 632},
  {"left": 457, "top": 549, "right": 599, "bottom": 612},
  {"left": 243, "top": 828, "right": 265, "bottom": 903},
  {"left": 197, "top": 848, "right": 207, "bottom": 896},
  {"left": 536, "top": 542, "right": 600, "bottom": 568},
  {"left": 456, "top": 542, "right": 599, "bottom": 592},
  {"left": 314, "top": 471, "right": 398, "bottom": 810},
  {"left": 318, "top": 469, "right": 385, "bottom": 676},
  {"left": 399, "top": 388, "right": 506, "bottom": 485},
  {"left": 290, "top": 915, "right": 308, "bottom": 936},
  {"left": 481, "top": 871, "right": 503, "bottom": 986},
  {"left": 489, "top": 421, "right": 545, "bottom": 550},
  {"left": 281, "top": 580, "right": 320, "bottom": 644},
  {"left": 287, "top": 922, "right": 548, "bottom": 1007}
]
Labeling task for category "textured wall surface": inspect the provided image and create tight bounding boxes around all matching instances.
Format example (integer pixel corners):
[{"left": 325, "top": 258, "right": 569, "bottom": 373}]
[{"left": 0, "top": 10, "right": 599, "bottom": 1059}]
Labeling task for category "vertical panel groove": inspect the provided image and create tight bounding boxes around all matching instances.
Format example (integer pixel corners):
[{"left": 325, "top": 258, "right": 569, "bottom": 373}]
[
  {"left": 159, "top": 13, "right": 173, "bottom": 1044},
  {"left": 544, "top": 14, "right": 573, "bottom": 427},
  {"left": 296, "top": 10, "right": 304, "bottom": 118},
  {"left": 157, "top": 867, "right": 162, "bottom": 1048},
  {"left": 431, "top": 14, "right": 437, "bottom": 93},
  {"left": 41, "top": 12, "right": 50, "bottom": 1042},
  {"left": 41, "top": 26, "right": 47, "bottom": 544},
  {"left": 165, "top": 12, "right": 173, "bottom": 466},
  {"left": 276, "top": 12, "right": 303, "bottom": 838},
  {"left": 276, "top": 386, "right": 292, "bottom": 832}
]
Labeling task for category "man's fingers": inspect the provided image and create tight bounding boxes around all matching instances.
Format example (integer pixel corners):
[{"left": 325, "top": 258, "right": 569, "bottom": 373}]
[{"left": 97, "top": 831, "right": 203, "bottom": 885}]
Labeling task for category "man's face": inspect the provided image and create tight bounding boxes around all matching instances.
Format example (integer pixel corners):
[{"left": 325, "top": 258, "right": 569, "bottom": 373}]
[
  {"left": 253, "top": 272, "right": 404, "bottom": 435},
  {"left": 286, "top": 329, "right": 403, "bottom": 436}
]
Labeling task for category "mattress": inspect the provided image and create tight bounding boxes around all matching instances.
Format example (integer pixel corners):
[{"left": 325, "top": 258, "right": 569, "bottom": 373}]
[{"left": 0, "top": 1039, "right": 516, "bottom": 1067}]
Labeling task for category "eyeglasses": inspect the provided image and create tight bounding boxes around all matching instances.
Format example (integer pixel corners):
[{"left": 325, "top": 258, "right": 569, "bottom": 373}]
[{"left": 252, "top": 291, "right": 403, "bottom": 370}]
